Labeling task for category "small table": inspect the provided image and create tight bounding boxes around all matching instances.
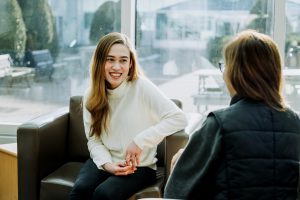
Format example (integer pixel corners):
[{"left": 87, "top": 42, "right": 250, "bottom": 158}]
[
  {"left": 194, "top": 69, "right": 221, "bottom": 94},
  {"left": 193, "top": 69, "right": 229, "bottom": 113},
  {"left": 0, "top": 143, "right": 18, "bottom": 200}
]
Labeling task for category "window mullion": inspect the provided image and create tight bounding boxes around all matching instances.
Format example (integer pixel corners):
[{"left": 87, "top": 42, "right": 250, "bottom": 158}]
[
  {"left": 121, "top": 0, "right": 136, "bottom": 45},
  {"left": 273, "top": 0, "right": 286, "bottom": 64}
]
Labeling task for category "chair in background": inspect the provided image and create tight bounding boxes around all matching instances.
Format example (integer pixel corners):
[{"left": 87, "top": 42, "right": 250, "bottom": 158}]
[
  {"left": 24, "top": 49, "right": 54, "bottom": 80},
  {"left": 17, "top": 96, "right": 199, "bottom": 200}
]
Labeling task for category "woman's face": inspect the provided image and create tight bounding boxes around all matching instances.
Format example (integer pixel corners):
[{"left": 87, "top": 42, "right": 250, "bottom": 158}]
[
  {"left": 223, "top": 64, "right": 236, "bottom": 97},
  {"left": 104, "top": 43, "right": 131, "bottom": 89}
]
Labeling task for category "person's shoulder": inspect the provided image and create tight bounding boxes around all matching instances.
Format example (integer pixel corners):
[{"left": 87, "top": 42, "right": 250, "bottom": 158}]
[
  {"left": 209, "top": 106, "right": 228, "bottom": 117},
  {"left": 206, "top": 110, "right": 222, "bottom": 125},
  {"left": 208, "top": 105, "right": 237, "bottom": 126},
  {"left": 192, "top": 113, "right": 220, "bottom": 138},
  {"left": 284, "top": 107, "right": 300, "bottom": 121},
  {"left": 131, "top": 76, "right": 168, "bottom": 101},
  {"left": 135, "top": 76, "right": 152, "bottom": 85},
  {"left": 134, "top": 76, "right": 157, "bottom": 90}
]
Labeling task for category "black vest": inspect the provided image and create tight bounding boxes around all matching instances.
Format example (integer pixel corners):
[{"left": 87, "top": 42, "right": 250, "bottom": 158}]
[{"left": 212, "top": 98, "right": 300, "bottom": 200}]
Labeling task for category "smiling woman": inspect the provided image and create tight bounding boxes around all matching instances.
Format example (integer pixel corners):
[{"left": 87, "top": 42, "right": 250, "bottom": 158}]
[{"left": 69, "top": 32, "right": 188, "bottom": 200}]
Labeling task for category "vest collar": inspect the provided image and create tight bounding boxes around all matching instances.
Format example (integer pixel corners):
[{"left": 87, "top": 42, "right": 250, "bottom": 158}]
[{"left": 230, "top": 95, "right": 244, "bottom": 105}]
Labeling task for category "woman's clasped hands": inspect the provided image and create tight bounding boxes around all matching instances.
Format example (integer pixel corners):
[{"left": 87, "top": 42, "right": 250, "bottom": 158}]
[{"left": 102, "top": 141, "right": 142, "bottom": 176}]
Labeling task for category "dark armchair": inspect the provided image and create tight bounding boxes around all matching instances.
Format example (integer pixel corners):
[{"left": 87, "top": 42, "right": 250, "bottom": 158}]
[{"left": 17, "top": 96, "right": 199, "bottom": 200}]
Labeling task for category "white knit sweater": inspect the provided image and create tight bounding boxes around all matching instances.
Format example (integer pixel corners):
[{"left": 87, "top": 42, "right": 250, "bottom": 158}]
[{"left": 83, "top": 77, "right": 187, "bottom": 170}]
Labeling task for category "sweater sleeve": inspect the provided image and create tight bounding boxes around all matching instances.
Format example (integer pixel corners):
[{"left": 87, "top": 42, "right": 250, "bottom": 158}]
[
  {"left": 133, "top": 78, "right": 188, "bottom": 150},
  {"left": 83, "top": 90, "right": 112, "bottom": 168},
  {"left": 164, "top": 113, "right": 222, "bottom": 199}
]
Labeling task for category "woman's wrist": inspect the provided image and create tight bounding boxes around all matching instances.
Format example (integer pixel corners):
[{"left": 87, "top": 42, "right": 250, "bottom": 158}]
[{"left": 102, "top": 162, "right": 112, "bottom": 172}]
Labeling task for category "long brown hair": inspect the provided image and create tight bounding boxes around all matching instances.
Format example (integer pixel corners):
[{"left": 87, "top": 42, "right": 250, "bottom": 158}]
[
  {"left": 223, "top": 29, "right": 287, "bottom": 110},
  {"left": 86, "top": 32, "right": 141, "bottom": 137}
]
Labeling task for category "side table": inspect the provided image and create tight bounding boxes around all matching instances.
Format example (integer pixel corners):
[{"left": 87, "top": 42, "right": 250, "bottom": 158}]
[{"left": 0, "top": 143, "right": 18, "bottom": 200}]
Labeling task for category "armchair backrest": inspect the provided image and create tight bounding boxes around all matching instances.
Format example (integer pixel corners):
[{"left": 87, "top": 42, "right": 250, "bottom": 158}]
[
  {"left": 66, "top": 96, "right": 182, "bottom": 167},
  {"left": 67, "top": 96, "right": 89, "bottom": 161}
]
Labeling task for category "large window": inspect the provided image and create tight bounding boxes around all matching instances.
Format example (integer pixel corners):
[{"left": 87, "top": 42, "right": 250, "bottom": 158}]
[
  {"left": 136, "top": 0, "right": 275, "bottom": 113},
  {"left": 1, "top": 0, "right": 300, "bottom": 140},
  {"left": 284, "top": 0, "right": 300, "bottom": 109},
  {"left": 0, "top": 0, "right": 120, "bottom": 124},
  {"left": 285, "top": 0, "right": 300, "bottom": 69}
]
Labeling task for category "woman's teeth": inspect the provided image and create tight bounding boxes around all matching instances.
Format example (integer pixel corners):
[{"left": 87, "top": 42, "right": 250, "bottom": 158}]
[{"left": 110, "top": 72, "right": 121, "bottom": 77}]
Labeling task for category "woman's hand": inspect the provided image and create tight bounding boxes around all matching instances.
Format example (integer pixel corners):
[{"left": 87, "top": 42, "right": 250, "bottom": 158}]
[
  {"left": 102, "top": 162, "right": 136, "bottom": 176},
  {"left": 171, "top": 148, "right": 185, "bottom": 171},
  {"left": 125, "top": 141, "right": 142, "bottom": 170}
]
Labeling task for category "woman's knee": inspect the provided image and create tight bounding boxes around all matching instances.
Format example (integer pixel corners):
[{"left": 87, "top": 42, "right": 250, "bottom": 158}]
[{"left": 70, "top": 181, "right": 94, "bottom": 197}]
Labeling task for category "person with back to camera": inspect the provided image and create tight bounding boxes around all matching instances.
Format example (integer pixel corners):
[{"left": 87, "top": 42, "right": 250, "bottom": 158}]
[
  {"left": 69, "top": 32, "right": 188, "bottom": 200},
  {"left": 164, "top": 29, "right": 300, "bottom": 200}
]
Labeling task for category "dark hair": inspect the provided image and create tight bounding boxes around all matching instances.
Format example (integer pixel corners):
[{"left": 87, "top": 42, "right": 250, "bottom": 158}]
[{"left": 224, "top": 29, "right": 287, "bottom": 111}]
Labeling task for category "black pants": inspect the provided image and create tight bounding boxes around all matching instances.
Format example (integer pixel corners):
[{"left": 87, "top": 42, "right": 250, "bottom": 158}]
[{"left": 69, "top": 159, "right": 156, "bottom": 200}]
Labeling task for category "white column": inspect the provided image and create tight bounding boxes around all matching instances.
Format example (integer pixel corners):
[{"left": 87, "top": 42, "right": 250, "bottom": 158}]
[
  {"left": 273, "top": 0, "right": 286, "bottom": 65},
  {"left": 121, "top": 0, "right": 136, "bottom": 45}
]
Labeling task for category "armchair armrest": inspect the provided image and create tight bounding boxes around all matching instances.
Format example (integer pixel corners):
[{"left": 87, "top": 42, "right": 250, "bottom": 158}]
[
  {"left": 17, "top": 107, "right": 69, "bottom": 200},
  {"left": 165, "top": 130, "right": 189, "bottom": 181},
  {"left": 164, "top": 112, "right": 203, "bottom": 181}
]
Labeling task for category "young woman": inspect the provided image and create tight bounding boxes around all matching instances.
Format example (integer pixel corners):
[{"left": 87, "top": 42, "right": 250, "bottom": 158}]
[
  {"left": 69, "top": 32, "right": 187, "bottom": 200},
  {"left": 164, "top": 30, "right": 300, "bottom": 200}
]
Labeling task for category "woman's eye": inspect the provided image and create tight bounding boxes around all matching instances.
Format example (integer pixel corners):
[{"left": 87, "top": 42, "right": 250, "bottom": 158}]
[
  {"left": 106, "top": 58, "right": 114, "bottom": 62},
  {"left": 121, "top": 59, "right": 128, "bottom": 63}
]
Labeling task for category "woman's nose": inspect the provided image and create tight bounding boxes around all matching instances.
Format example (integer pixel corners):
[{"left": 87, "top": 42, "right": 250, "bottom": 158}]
[{"left": 112, "top": 62, "right": 121, "bottom": 69}]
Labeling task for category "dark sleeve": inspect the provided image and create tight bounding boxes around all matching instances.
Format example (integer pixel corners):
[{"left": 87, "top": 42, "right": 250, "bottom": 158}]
[{"left": 164, "top": 113, "right": 222, "bottom": 199}]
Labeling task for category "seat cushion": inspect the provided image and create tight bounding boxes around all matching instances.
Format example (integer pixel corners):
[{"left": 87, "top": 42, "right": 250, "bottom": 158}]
[
  {"left": 40, "top": 162, "right": 83, "bottom": 200},
  {"left": 40, "top": 162, "right": 165, "bottom": 200}
]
